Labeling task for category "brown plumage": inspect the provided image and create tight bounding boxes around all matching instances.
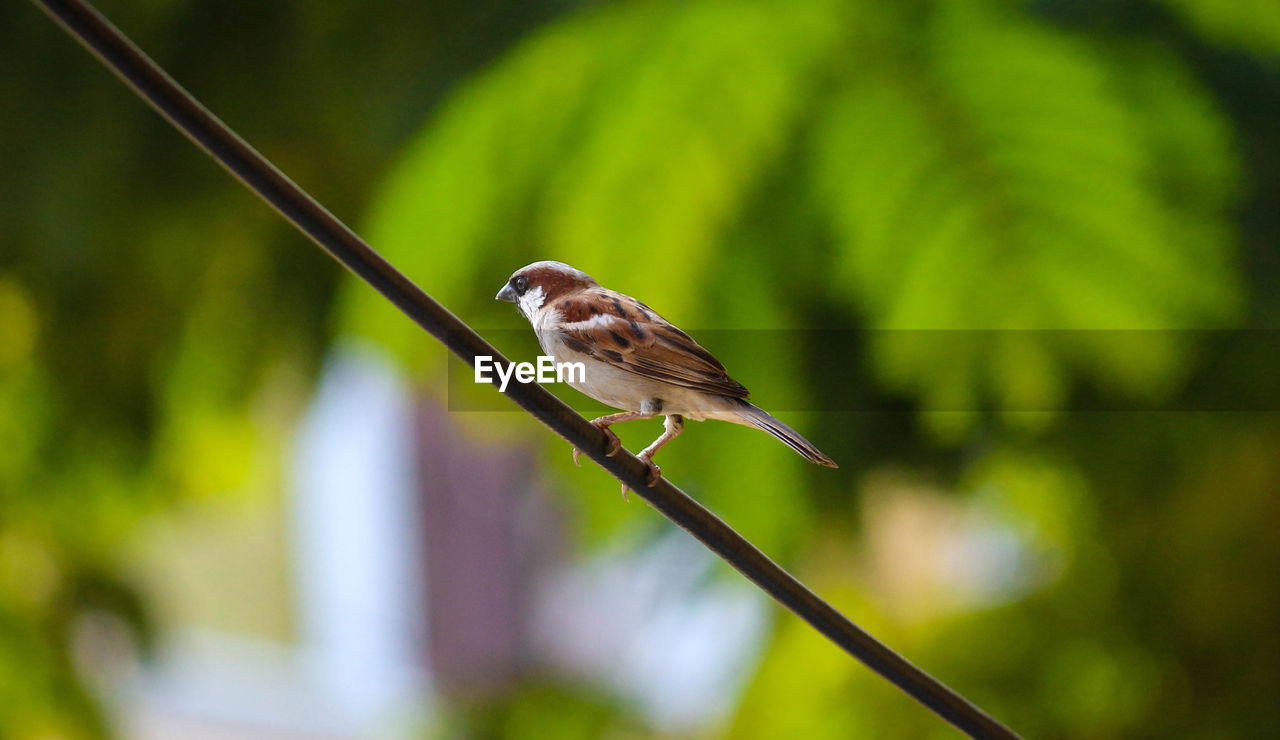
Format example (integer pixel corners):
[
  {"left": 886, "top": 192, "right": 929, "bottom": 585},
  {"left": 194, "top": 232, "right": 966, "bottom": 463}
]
[{"left": 553, "top": 288, "right": 750, "bottom": 400}]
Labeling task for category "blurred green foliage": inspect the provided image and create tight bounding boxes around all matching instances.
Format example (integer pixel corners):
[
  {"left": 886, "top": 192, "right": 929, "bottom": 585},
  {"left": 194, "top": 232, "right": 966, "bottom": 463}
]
[
  {"left": 1157, "top": 0, "right": 1280, "bottom": 56},
  {"left": 4, "top": 0, "right": 1280, "bottom": 738},
  {"left": 1, "top": 0, "right": 561, "bottom": 735}
]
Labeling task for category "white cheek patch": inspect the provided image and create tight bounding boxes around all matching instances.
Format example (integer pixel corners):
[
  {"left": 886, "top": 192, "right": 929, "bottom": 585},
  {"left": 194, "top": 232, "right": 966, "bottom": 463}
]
[{"left": 517, "top": 285, "right": 545, "bottom": 317}]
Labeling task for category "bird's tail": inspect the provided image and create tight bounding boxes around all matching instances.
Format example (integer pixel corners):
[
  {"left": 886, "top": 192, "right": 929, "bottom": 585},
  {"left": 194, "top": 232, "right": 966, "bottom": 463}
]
[{"left": 729, "top": 400, "right": 838, "bottom": 468}]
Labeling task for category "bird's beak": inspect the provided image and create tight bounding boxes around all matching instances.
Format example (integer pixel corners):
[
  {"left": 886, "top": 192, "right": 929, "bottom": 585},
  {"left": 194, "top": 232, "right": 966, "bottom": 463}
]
[{"left": 495, "top": 283, "right": 517, "bottom": 303}]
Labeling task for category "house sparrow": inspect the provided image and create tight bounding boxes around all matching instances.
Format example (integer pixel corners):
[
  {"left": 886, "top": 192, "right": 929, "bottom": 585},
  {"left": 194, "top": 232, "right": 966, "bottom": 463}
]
[{"left": 496, "top": 260, "right": 837, "bottom": 495}]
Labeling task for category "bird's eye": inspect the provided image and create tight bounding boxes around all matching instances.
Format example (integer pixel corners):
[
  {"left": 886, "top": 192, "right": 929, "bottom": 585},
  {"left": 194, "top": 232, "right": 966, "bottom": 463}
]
[{"left": 512, "top": 275, "right": 529, "bottom": 296}]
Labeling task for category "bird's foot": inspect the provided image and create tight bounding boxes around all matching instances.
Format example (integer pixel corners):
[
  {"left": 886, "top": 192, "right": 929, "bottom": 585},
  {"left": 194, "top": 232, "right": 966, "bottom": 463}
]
[
  {"left": 620, "top": 457, "right": 661, "bottom": 501},
  {"left": 572, "top": 421, "right": 622, "bottom": 467}
]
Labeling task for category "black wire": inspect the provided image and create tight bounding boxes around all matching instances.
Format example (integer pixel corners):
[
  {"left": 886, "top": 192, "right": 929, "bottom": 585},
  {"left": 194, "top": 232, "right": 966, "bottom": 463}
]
[{"left": 29, "top": 1, "right": 1020, "bottom": 737}]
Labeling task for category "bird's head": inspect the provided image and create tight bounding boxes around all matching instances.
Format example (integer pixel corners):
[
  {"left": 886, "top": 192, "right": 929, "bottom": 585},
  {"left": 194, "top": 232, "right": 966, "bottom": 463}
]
[{"left": 496, "top": 260, "right": 597, "bottom": 318}]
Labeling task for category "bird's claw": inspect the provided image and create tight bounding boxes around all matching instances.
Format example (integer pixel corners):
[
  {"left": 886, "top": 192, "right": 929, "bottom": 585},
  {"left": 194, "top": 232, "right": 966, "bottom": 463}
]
[
  {"left": 642, "top": 458, "right": 661, "bottom": 486},
  {"left": 619, "top": 458, "right": 661, "bottom": 501},
  {"left": 572, "top": 422, "right": 622, "bottom": 467}
]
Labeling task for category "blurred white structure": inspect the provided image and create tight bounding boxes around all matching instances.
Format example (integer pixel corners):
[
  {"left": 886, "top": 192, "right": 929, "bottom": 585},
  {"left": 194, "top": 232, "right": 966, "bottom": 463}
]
[
  {"left": 122, "top": 345, "right": 430, "bottom": 739},
  {"left": 290, "top": 345, "right": 432, "bottom": 729},
  {"left": 118, "top": 343, "right": 766, "bottom": 737},
  {"left": 532, "top": 530, "right": 771, "bottom": 732}
]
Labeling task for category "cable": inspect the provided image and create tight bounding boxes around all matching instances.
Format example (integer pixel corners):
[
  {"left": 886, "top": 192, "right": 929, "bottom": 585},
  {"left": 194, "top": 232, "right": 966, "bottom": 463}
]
[{"left": 29, "top": 1, "right": 1020, "bottom": 737}]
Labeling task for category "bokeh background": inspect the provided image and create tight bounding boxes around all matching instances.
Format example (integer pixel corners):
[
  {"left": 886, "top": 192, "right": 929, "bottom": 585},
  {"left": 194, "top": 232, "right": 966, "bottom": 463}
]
[{"left": 3, "top": 0, "right": 1279, "bottom": 737}]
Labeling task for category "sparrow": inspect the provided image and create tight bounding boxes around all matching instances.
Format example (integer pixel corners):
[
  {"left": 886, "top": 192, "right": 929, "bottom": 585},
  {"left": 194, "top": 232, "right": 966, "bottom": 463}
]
[{"left": 496, "top": 260, "right": 837, "bottom": 496}]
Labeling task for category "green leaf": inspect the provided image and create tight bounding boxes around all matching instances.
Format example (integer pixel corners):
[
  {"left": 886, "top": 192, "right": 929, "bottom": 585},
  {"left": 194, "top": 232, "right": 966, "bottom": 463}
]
[
  {"left": 348, "top": 0, "right": 843, "bottom": 361},
  {"left": 809, "top": 4, "right": 1239, "bottom": 423}
]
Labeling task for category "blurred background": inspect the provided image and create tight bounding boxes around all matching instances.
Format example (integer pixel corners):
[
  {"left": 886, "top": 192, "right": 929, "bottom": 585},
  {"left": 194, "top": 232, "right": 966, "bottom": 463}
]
[{"left": 2, "top": 0, "right": 1279, "bottom": 737}]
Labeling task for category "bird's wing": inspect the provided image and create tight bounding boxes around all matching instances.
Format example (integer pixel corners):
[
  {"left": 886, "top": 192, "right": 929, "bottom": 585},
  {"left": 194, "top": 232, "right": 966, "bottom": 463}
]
[{"left": 550, "top": 287, "right": 750, "bottom": 399}]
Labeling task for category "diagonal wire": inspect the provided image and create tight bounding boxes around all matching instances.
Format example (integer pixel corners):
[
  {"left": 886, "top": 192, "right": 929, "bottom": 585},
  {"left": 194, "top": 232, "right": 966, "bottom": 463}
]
[{"left": 29, "top": 1, "right": 1020, "bottom": 737}]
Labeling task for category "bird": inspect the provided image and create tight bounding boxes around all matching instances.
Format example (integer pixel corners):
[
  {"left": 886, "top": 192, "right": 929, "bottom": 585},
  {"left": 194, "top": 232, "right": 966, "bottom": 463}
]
[{"left": 495, "top": 260, "right": 837, "bottom": 496}]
